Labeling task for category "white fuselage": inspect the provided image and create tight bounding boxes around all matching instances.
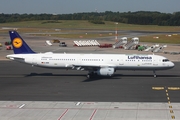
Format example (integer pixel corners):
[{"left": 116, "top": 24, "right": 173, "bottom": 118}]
[{"left": 6, "top": 53, "right": 174, "bottom": 71}]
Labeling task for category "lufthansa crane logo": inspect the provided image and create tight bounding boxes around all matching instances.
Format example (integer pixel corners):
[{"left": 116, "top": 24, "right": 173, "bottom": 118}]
[{"left": 12, "top": 38, "right": 23, "bottom": 48}]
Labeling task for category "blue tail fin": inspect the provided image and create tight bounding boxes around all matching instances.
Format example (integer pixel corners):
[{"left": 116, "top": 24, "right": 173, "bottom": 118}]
[{"left": 9, "top": 31, "right": 35, "bottom": 54}]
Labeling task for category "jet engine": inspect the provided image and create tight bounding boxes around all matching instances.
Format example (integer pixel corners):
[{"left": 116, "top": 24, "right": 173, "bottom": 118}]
[{"left": 96, "top": 67, "right": 115, "bottom": 76}]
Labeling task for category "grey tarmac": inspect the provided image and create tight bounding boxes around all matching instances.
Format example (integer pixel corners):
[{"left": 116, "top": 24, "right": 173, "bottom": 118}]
[{"left": 0, "top": 61, "right": 180, "bottom": 120}]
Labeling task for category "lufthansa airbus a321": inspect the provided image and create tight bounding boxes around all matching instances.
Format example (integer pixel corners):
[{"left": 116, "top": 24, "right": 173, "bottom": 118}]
[{"left": 6, "top": 31, "right": 174, "bottom": 78}]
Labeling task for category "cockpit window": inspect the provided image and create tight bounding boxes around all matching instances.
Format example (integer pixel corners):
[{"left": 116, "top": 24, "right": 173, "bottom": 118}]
[{"left": 162, "top": 59, "right": 169, "bottom": 62}]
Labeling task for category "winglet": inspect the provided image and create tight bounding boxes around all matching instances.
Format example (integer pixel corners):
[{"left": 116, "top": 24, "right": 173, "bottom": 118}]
[{"left": 9, "top": 31, "right": 35, "bottom": 54}]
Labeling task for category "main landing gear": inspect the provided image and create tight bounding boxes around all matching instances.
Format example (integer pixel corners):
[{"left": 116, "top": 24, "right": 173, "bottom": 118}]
[
  {"left": 87, "top": 71, "right": 97, "bottom": 78},
  {"left": 87, "top": 74, "right": 91, "bottom": 78},
  {"left": 87, "top": 72, "right": 94, "bottom": 78}
]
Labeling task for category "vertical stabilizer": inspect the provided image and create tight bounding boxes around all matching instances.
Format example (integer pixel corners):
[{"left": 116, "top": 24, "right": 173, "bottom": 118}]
[{"left": 9, "top": 31, "right": 35, "bottom": 54}]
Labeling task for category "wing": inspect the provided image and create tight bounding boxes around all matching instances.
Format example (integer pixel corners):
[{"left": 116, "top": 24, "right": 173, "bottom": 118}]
[{"left": 68, "top": 64, "right": 116, "bottom": 71}]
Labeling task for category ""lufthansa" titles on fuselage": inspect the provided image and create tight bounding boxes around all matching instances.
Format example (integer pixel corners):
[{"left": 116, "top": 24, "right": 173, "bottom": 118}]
[{"left": 128, "top": 56, "right": 152, "bottom": 59}]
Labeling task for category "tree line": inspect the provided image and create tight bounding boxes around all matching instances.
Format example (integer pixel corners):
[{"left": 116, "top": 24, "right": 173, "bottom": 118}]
[{"left": 0, "top": 11, "right": 180, "bottom": 26}]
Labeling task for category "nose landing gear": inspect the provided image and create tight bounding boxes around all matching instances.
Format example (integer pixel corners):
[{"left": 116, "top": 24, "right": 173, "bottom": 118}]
[{"left": 153, "top": 70, "right": 156, "bottom": 78}]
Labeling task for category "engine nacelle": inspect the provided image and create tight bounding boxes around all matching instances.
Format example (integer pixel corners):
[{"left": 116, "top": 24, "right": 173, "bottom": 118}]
[{"left": 96, "top": 67, "right": 115, "bottom": 76}]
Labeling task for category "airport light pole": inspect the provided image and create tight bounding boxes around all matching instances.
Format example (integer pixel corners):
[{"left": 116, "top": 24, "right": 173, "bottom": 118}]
[{"left": 115, "top": 22, "right": 118, "bottom": 42}]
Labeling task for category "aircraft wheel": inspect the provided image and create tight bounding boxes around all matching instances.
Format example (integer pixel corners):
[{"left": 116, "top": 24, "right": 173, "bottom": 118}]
[
  {"left": 87, "top": 74, "right": 91, "bottom": 78},
  {"left": 153, "top": 70, "right": 156, "bottom": 78},
  {"left": 154, "top": 74, "right": 156, "bottom": 78}
]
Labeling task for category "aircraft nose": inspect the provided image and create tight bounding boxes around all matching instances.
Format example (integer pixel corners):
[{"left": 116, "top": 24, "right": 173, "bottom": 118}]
[{"left": 170, "top": 62, "right": 175, "bottom": 68}]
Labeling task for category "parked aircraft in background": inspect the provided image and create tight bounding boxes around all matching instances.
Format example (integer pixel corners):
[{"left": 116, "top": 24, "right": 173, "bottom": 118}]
[{"left": 6, "top": 31, "right": 174, "bottom": 78}]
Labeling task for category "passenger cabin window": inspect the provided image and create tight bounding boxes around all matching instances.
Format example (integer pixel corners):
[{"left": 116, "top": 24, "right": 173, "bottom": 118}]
[{"left": 162, "top": 59, "right": 169, "bottom": 62}]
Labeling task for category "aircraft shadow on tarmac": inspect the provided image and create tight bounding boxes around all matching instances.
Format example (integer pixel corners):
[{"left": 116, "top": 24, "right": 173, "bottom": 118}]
[
  {"left": 25, "top": 73, "right": 180, "bottom": 77},
  {"left": 115, "top": 74, "right": 180, "bottom": 77},
  {"left": 24, "top": 73, "right": 180, "bottom": 82},
  {"left": 24, "top": 73, "right": 121, "bottom": 82},
  {"left": 83, "top": 74, "right": 180, "bottom": 82},
  {"left": 25, "top": 73, "right": 84, "bottom": 77}
]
